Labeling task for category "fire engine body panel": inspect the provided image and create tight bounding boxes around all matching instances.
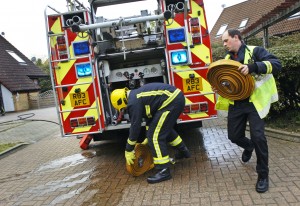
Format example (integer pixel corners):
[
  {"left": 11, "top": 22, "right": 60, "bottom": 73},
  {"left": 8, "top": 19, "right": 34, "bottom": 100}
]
[{"left": 45, "top": 0, "right": 217, "bottom": 139}]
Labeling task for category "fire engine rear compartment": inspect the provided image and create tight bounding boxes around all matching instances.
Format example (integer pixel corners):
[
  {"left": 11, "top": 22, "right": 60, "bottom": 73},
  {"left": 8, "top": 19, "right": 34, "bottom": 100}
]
[
  {"left": 91, "top": 3, "right": 170, "bottom": 130},
  {"left": 45, "top": 0, "right": 218, "bottom": 140},
  {"left": 97, "top": 41, "right": 168, "bottom": 130}
]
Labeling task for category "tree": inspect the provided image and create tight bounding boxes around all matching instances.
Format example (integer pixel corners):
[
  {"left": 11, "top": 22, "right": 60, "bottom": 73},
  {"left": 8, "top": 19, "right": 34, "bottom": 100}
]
[{"left": 35, "top": 58, "right": 52, "bottom": 92}]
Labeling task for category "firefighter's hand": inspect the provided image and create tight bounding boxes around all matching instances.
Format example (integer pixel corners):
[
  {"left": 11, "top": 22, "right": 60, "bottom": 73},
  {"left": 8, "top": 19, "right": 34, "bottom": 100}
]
[
  {"left": 141, "top": 138, "right": 148, "bottom": 145},
  {"left": 125, "top": 150, "right": 136, "bottom": 165},
  {"left": 238, "top": 65, "right": 249, "bottom": 75}
]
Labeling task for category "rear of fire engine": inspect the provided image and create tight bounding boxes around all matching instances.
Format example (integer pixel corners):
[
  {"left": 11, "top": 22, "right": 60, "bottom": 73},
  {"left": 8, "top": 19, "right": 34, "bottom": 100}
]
[{"left": 45, "top": 0, "right": 217, "bottom": 149}]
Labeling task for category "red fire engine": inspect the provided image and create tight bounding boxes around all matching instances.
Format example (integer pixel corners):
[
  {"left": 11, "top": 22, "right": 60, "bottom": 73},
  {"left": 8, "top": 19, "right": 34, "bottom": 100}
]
[{"left": 45, "top": 0, "right": 217, "bottom": 149}]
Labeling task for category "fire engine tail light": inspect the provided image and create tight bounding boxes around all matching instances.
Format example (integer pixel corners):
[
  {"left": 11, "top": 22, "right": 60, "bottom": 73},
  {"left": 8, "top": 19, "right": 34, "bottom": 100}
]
[
  {"left": 70, "top": 116, "right": 96, "bottom": 128},
  {"left": 190, "top": 18, "right": 201, "bottom": 45},
  {"left": 183, "top": 102, "right": 208, "bottom": 114},
  {"left": 56, "top": 36, "right": 69, "bottom": 60},
  {"left": 191, "top": 104, "right": 200, "bottom": 111},
  {"left": 70, "top": 118, "right": 78, "bottom": 127},
  {"left": 87, "top": 117, "right": 96, "bottom": 125},
  {"left": 200, "top": 102, "right": 208, "bottom": 112}
]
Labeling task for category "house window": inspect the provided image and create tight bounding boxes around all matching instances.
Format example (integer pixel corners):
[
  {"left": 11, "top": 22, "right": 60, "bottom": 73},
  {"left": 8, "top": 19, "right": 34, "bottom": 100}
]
[
  {"left": 216, "top": 24, "right": 228, "bottom": 37},
  {"left": 289, "top": 12, "right": 300, "bottom": 20},
  {"left": 239, "top": 18, "right": 248, "bottom": 29},
  {"left": 6, "top": 50, "right": 27, "bottom": 65}
]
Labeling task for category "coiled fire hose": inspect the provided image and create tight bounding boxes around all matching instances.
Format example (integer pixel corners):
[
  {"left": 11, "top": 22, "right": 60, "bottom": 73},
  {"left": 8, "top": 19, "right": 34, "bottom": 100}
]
[
  {"left": 207, "top": 59, "right": 255, "bottom": 100},
  {"left": 126, "top": 143, "right": 154, "bottom": 176}
]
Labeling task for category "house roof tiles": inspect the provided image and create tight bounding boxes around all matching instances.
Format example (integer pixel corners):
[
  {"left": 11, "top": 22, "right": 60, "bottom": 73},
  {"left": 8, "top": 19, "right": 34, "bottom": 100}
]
[
  {"left": 209, "top": 0, "right": 300, "bottom": 44},
  {"left": 0, "top": 35, "right": 47, "bottom": 93}
]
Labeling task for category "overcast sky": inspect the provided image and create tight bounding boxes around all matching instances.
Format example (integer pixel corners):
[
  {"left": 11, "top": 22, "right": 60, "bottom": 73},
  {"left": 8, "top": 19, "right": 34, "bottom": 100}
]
[{"left": 0, "top": 0, "right": 245, "bottom": 60}]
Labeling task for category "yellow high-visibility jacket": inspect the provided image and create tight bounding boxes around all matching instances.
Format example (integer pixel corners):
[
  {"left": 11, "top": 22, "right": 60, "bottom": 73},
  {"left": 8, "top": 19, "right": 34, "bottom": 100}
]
[{"left": 216, "top": 45, "right": 281, "bottom": 119}]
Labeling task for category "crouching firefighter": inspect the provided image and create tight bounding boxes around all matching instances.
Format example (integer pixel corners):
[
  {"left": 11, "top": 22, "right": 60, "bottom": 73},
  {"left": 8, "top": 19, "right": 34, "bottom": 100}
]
[{"left": 110, "top": 83, "right": 191, "bottom": 183}]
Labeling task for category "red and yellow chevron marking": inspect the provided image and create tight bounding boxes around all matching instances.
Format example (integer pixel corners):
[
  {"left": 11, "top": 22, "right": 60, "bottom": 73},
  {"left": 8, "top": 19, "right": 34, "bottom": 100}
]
[
  {"left": 48, "top": 14, "right": 104, "bottom": 135},
  {"left": 165, "top": 2, "right": 211, "bottom": 65},
  {"left": 163, "top": 0, "right": 217, "bottom": 120}
]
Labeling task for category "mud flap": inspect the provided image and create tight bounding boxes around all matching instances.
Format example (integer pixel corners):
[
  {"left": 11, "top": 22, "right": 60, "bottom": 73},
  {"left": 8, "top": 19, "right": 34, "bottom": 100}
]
[{"left": 79, "top": 134, "right": 93, "bottom": 150}]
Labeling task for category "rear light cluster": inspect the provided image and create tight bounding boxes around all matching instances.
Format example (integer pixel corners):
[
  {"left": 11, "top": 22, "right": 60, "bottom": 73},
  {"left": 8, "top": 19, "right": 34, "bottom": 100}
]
[
  {"left": 70, "top": 116, "right": 95, "bottom": 128},
  {"left": 56, "top": 36, "right": 68, "bottom": 60},
  {"left": 183, "top": 102, "right": 208, "bottom": 114},
  {"left": 190, "top": 17, "right": 201, "bottom": 45}
]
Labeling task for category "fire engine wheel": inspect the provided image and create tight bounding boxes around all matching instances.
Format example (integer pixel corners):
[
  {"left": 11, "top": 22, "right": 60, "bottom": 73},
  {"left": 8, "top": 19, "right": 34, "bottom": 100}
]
[
  {"left": 207, "top": 59, "right": 255, "bottom": 100},
  {"left": 126, "top": 143, "right": 154, "bottom": 177}
]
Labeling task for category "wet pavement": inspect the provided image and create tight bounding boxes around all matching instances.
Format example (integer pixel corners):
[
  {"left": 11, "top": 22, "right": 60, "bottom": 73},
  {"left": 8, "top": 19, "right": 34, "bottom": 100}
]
[{"left": 0, "top": 107, "right": 300, "bottom": 205}]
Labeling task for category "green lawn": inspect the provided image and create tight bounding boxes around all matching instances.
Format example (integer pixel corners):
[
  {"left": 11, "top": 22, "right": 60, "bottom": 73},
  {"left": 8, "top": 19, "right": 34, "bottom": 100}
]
[{"left": 0, "top": 143, "right": 19, "bottom": 153}]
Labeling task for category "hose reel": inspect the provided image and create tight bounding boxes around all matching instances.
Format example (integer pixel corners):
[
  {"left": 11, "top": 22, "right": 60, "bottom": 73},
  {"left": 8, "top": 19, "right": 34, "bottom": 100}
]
[
  {"left": 126, "top": 143, "right": 154, "bottom": 177},
  {"left": 207, "top": 59, "right": 255, "bottom": 100}
]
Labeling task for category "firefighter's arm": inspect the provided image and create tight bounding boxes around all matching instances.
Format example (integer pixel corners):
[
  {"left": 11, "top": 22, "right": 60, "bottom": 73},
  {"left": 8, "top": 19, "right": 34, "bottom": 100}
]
[
  {"left": 124, "top": 106, "right": 143, "bottom": 165},
  {"left": 140, "top": 125, "right": 149, "bottom": 145},
  {"left": 141, "top": 123, "right": 149, "bottom": 145},
  {"left": 125, "top": 104, "right": 143, "bottom": 151},
  {"left": 247, "top": 47, "right": 282, "bottom": 75}
]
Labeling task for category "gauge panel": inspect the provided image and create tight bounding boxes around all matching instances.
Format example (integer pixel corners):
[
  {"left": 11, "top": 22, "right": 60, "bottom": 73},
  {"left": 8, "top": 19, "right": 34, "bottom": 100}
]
[{"left": 108, "top": 64, "right": 162, "bottom": 83}]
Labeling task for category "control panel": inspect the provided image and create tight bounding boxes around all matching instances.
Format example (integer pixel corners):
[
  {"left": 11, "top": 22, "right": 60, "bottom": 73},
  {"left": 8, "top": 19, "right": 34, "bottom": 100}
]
[{"left": 108, "top": 64, "right": 163, "bottom": 83}]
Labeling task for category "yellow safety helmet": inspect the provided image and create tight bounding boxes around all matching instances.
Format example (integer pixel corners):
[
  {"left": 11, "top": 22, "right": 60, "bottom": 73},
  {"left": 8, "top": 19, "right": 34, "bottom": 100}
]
[{"left": 110, "top": 87, "right": 129, "bottom": 111}]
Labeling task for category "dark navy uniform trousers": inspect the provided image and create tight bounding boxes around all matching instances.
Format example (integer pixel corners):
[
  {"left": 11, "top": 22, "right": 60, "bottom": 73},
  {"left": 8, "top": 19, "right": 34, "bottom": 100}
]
[{"left": 228, "top": 101, "right": 269, "bottom": 178}]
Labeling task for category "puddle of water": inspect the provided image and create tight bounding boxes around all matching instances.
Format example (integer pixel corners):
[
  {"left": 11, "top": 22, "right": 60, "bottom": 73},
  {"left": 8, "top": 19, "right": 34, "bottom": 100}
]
[
  {"left": 50, "top": 187, "right": 85, "bottom": 205},
  {"left": 36, "top": 151, "right": 96, "bottom": 172},
  {"left": 28, "top": 170, "right": 93, "bottom": 195},
  {"left": 1, "top": 169, "right": 94, "bottom": 205},
  {"left": 0, "top": 152, "right": 95, "bottom": 205}
]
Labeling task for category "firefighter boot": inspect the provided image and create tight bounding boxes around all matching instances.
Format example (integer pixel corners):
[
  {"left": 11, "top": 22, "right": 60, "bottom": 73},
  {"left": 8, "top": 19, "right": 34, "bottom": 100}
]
[
  {"left": 242, "top": 148, "right": 254, "bottom": 163},
  {"left": 175, "top": 145, "right": 191, "bottom": 159},
  {"left": 256, "top": 175, "right": 269, "bottom": 193},
  {"left": 147, "top": 168, "right": 172, "bottom": 184}
]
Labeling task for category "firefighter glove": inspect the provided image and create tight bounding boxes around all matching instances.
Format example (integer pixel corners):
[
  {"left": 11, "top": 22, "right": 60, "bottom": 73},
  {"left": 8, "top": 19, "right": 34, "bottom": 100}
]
[
  {"left": 125, "top": 150, "right": 136, "bottom": 165},
  {"left": 141, "top": 138, "right": 148, "bottom": 145}
]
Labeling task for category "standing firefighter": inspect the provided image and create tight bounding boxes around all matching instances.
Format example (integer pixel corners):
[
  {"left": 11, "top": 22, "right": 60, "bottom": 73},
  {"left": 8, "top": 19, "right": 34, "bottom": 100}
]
[
  {"left": 110, "top": 83, "right": 191, "bottom": 184},
  {"left": 215, "top": 29, "right": 282, "bottom": 193}
]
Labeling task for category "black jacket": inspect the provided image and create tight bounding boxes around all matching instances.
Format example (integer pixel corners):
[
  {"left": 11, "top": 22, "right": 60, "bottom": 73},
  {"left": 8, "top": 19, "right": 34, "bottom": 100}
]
[
  {"left": 227, "top": 44, "right": 282, "bottom": 75},
  {"left": 127, "top": 83, "right": 179, "bottom": 145}
]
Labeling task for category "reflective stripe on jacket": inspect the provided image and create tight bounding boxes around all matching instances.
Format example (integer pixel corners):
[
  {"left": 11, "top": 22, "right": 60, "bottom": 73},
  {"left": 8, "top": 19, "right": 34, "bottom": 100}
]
[
  {"left": 215, "top": 46, "right": 279, "bottom": 119},
  {"left": 126, "top": 83, "right": 182, "bottom": 150}
]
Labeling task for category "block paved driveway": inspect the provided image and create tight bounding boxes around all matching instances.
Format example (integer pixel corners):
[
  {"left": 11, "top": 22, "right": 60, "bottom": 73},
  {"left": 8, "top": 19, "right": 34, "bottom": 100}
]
[{"left": 0, "top": 107, "right": 300, "bottom": 206}]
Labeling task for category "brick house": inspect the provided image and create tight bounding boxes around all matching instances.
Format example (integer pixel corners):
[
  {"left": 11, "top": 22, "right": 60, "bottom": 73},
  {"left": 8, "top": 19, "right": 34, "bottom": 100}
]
[
  {"left": 210, "top": 0, "right": 300, "bottom": 45},
  {"left": 0, "top": 35, "right": 47, "bottom": 113}
]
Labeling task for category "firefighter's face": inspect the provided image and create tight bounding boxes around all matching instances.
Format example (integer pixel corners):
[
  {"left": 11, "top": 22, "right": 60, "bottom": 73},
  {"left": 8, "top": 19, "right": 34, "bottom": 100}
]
[{"left": 222, "top": 31, "right": 240, "bottom": 53}]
